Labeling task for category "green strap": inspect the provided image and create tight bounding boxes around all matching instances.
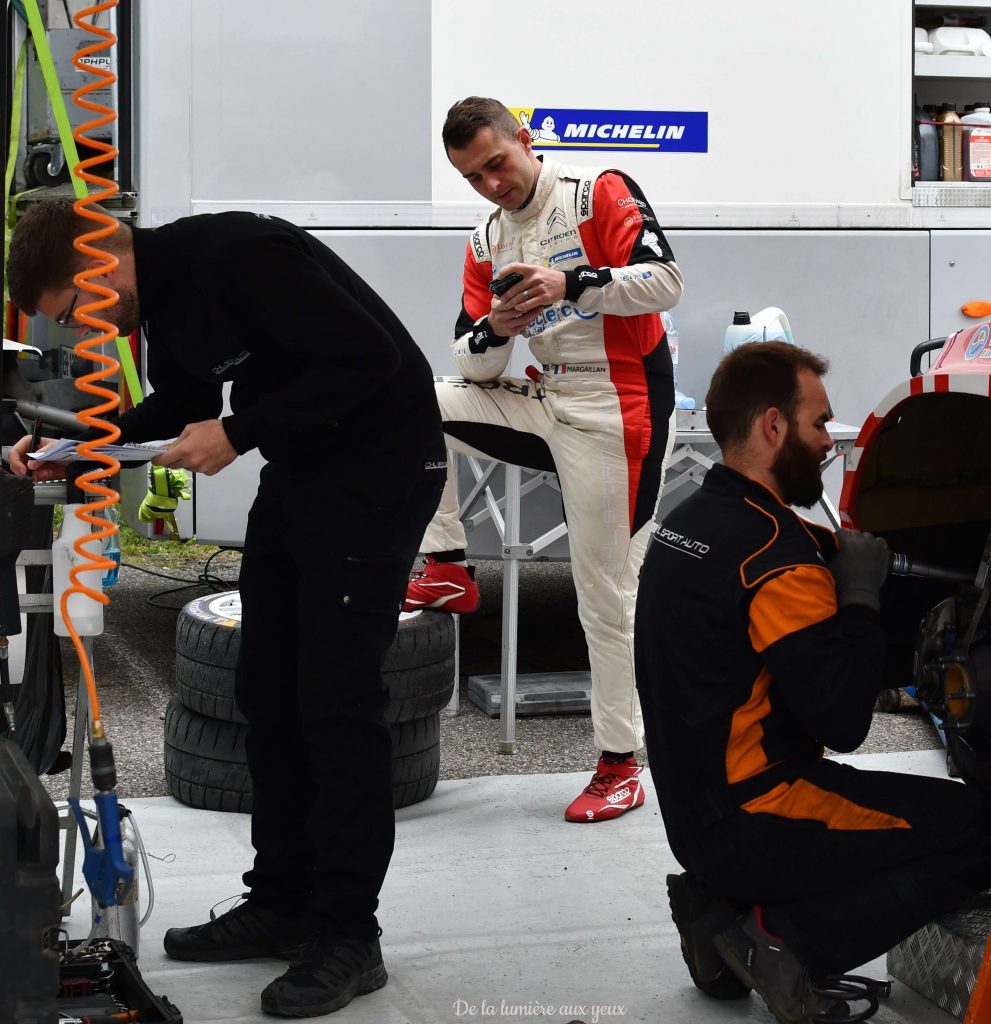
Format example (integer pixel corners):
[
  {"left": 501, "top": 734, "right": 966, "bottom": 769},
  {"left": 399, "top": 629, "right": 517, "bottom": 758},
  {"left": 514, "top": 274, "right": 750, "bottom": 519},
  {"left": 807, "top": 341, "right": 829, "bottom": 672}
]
[
  {"left": 115, "top": 335, "right": 143, "bottom": 406},
  {"left": 3, "top": 40, "right": 28, "bottom": 304},
  {"left": 23, "top": 0, "right": 85, "bottom": 200},
  {"left": 22, "top": 0, "right": 144, "bottom": 407},
  {"left": 4, "top": 41, "right": 27, "bottom": 217}
]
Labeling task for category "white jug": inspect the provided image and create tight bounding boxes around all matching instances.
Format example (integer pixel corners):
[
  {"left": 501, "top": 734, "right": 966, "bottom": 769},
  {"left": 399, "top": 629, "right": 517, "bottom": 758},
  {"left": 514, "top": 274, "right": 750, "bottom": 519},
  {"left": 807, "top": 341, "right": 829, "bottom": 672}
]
[{"left": 724, "top": 307, "right": 795, "bottom": 353}]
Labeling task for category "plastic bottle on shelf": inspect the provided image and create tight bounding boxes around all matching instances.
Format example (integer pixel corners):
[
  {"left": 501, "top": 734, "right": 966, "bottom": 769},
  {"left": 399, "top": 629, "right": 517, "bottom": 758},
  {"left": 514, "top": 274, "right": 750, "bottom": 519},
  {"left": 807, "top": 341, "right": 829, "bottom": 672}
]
[
  {"left": 100, "top": 502, "right": 121, "bottom": 588},
  {"left": 724, "top": 308, "right": 794, "bottom": 353},
  {"left": 724, "top": 311, "right": 758, "bottom": 351},
  {"left": 662, "top": 311, "right": 695, "bottom": 410},
  {"left": 915, "top": 104, "right": 940, "bottom": 181},
  {"left": 963, "top": 103, "right": 991, "bottom": 181},
  {"left": 53, "top": 501, "right": 104, "bottom": 637},
  {"left": 938, "top": 103, "right": 963, "bottom": 181}
]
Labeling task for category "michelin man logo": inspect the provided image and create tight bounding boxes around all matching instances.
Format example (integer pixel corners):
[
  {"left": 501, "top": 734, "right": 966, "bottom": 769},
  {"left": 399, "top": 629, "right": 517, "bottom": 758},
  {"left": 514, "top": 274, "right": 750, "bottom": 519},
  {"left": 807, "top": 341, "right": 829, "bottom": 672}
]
[
  {"left": 642, "top": 230, "right": 666, "bottom": 258},
  {"left": 519, "top": 110, "right": 561, "bottom": 142}
]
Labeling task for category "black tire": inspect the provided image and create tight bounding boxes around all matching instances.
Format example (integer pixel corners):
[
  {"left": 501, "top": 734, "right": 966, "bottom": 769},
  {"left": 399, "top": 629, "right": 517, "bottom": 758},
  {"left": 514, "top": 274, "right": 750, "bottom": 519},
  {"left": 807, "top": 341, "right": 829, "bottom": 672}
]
[
  {"left": 392, "top": 714, "right": 441, "bottom": 809},
  {"left": 175, "top": 592, "right": 242, "bottom": 670},
  {"left": 384, "top": 655, "right": 455, "bottom": 723},
  {"left": 175, "top": 595, "right": 455, "bottom": 724},
  {"left": 175, "top": 649, "right": 455, "bottom": 726},
  {"left": 164, "top": 699, "right": 441, "bottom": 813},
  {"left": 875, "top": 688, "right": 902, "bottom": 714},
  {"left": 383, "top": 611, "right": 456, "bottom": 673},
  {"left": 175, "top": 654, "right": 241, "bottom": 722},
  {"left": 163, "top": 697, "right": 251, "bottom": 813}
]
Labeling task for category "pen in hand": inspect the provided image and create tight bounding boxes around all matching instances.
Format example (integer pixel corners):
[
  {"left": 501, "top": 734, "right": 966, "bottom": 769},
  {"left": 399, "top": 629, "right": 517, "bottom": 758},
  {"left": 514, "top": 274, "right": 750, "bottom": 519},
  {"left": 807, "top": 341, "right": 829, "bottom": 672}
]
[{"left": 28, "top": 418, "right": 44, "bottom": 475}]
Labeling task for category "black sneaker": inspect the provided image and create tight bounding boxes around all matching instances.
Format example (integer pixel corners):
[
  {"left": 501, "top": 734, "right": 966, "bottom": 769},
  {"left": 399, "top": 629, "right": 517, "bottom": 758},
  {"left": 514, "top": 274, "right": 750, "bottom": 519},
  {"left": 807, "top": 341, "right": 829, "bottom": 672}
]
[
  {"left": 163, "top": 895, "right": 313, "bottom": 962},
  {"left": 260, "top": 932, "right": 388, "bottom": 1017},
  {"left": 666, "top": 873, "right": 751, "bottom": 999},
  {"left": 714, "top": 909, "right": 857, "bottom": 1023}
]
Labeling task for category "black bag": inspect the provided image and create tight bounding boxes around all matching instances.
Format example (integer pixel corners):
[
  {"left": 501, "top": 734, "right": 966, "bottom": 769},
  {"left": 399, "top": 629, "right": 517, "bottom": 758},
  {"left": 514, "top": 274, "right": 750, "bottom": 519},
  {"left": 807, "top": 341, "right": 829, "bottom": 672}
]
[
  {"left": 8, "top": 503, "right": 68, "bottom": 775},
  {"left": 0, "top": 736, "right": 60, "bottom": 1024}
]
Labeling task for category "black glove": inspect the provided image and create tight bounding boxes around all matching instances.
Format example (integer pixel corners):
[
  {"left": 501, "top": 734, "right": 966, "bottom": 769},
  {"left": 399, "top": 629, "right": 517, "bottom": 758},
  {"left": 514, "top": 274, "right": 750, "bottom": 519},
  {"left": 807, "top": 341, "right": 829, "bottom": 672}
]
[{"left": 830, "top": 529, "right": 889, "bottom": 613}]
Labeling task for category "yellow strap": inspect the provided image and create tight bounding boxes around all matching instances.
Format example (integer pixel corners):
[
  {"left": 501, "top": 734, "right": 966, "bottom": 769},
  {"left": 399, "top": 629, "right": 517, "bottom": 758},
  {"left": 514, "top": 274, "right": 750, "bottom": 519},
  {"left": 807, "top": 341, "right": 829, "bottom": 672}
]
[
  {"left": 23, "top": 0, "right": 85, "bottom": 200},
  {"left": 3, "top": 41, "right": 28, "bottom": 304},
  {"left": 114, "top": 335, "right": 143, "bottom": 407}
]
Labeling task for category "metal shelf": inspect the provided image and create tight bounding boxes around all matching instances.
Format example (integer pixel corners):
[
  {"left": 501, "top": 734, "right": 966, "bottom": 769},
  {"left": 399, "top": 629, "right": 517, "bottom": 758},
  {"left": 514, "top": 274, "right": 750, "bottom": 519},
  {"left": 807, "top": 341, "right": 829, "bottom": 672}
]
[
  {"left": 916, "top": 54, "right": 991, "bottom": 77},
  {"left": 913, "top": 182, "right": 991, "bottom": 205}
]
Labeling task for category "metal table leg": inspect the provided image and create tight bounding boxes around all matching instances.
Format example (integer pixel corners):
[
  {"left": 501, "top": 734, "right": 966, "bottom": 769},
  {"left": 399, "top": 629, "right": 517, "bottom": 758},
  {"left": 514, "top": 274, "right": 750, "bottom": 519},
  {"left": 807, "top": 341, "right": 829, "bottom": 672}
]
[{"left": 498, "top": 465, "right": 520, "bottom": 754}]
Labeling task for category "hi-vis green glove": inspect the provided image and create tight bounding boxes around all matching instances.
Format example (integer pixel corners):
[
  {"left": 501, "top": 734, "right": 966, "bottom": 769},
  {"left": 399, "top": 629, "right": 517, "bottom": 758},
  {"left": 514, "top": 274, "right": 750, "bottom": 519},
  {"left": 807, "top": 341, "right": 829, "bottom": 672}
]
[{"left": 138, "top": 465, "right": 191, "bottom": 537}]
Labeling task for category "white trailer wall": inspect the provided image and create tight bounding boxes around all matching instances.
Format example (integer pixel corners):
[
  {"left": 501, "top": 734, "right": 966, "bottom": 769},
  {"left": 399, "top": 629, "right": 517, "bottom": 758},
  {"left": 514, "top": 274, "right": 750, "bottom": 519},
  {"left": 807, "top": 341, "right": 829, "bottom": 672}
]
[
  {"left": 431, "top": 0, "right": 911, "bottom": 222},
  {"left": 133, "top": 0, "right": 966, "bottom": 545}
]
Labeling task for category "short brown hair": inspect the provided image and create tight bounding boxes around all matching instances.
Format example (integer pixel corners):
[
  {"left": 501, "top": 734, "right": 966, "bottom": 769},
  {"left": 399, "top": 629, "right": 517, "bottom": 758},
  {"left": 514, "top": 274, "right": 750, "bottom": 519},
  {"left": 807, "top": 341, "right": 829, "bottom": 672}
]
[
  {"left": 6, "top": 198, "right": 125, "bottom": 314},
  {"left": 442, "top": 96, "right": 520, "bottom": 152},
  {"left": 705, "top": 341, "right": 830, "bottom": 451}
]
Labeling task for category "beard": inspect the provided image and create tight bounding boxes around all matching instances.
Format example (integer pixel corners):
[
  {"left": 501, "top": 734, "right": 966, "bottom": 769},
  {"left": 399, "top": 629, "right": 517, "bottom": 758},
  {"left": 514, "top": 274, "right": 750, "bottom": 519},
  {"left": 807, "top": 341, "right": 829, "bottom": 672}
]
[
  {"left": 771, "top": 427, "right": 824, "bottom": 508},
  {"left": 108, "top": 287, "right": 140, "bottom": 337}
]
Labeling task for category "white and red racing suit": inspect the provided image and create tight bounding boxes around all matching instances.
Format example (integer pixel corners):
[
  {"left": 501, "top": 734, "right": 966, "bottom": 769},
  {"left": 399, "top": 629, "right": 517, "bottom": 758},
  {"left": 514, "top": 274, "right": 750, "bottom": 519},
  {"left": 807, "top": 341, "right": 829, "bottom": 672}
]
[{"left": 425, "top": 155, "right": 683, "bottom": 753}]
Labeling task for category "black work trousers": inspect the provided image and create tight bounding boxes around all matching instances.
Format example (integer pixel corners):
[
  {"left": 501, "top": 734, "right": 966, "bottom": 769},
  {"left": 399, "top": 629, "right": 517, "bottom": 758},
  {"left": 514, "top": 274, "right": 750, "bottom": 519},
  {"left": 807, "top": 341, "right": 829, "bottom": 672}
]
[
  {"left": 234, "top": 450, "right": 444, "bottom": 940},
  {"left": 674, "top": 759, "right": 991, "bottom": 977}
]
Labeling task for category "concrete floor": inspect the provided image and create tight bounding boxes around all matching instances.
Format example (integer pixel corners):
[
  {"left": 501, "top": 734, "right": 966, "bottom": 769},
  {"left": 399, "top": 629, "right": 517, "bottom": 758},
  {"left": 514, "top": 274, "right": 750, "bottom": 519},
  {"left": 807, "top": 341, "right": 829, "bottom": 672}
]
[
  {"left": 36, "top": 551, "right": 966, "bottom": 1023},
  {"left": 60, "top": 754, "right": 958, "bottom": 1024}
]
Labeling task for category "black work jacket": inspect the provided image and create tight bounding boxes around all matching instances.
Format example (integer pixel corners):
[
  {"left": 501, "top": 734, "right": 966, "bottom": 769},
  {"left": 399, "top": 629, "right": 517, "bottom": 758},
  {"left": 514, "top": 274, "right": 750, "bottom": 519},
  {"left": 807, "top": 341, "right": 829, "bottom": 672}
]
[
  {"left": 113, "top": 212, "right": 440, "bottom": 472},
  {"left": 635, "top": 464, "right": 884, "bottom": 840}
]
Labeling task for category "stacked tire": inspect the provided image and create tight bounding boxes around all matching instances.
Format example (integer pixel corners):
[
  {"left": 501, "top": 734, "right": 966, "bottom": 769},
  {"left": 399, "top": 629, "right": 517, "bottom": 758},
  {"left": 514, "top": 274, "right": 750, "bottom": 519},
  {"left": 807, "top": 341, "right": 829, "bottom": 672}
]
[{"left": 164, "top": 591, "right": 456, "bottom": 813}]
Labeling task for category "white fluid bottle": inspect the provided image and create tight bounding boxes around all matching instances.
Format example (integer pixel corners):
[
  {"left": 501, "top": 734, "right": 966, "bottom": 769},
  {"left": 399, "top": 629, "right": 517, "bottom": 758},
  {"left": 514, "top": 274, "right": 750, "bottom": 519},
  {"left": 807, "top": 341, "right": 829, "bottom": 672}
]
[
  {"left": 724, "top": 308, "right": 794, "bottom": 353},
  {"left": 663, "top": 311, "right": 696, "bottom": 409},
  {"left": 724, "top": 311, "right": 761, "bottom": 352},
  {"left": 53, "top": 498, "right": 104, "bottom": 637},
  {"left": 963, "top": 103, "right": 991, "bottom": 181}
]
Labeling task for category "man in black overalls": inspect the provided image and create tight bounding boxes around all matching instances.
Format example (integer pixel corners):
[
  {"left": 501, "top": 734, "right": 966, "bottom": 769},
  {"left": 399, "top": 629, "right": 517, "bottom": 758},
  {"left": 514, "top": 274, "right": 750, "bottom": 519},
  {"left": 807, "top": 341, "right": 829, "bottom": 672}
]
[{"left": 7, "top": 198, "right": 445, "bottom": 1018}]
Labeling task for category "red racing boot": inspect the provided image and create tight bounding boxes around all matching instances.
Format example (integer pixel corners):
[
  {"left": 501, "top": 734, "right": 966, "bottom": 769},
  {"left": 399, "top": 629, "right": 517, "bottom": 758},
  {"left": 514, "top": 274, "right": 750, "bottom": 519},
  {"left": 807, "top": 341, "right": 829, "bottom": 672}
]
[
  {"left": 403, "top": 556, "right": 480, "bottom": 613},
  {"left": 564, "top": 755, "right": 645, "bottom": 823}
]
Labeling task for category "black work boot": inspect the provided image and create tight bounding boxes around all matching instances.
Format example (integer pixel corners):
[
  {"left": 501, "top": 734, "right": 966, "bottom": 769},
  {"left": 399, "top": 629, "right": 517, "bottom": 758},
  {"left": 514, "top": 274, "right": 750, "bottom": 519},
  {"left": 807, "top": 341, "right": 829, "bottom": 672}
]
[
  {"left": 714, "top": 909, "right": 869, "bottom": 1023},
  {"left": 163, "top": 896, "right": 314, "bottom": 962},
  {"left": 260, "top": 932, "right": 388, "bottom": 1017},
  {"left": 666, "top": 873, "right": 751, "bottom": 999}
]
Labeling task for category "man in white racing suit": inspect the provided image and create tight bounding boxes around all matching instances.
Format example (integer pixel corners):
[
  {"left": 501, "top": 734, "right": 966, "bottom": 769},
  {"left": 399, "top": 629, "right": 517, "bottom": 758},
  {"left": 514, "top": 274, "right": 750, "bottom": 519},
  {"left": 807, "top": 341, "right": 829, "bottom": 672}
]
[{"left": 405, "top": 97, "right": 683, "bottom": 822}]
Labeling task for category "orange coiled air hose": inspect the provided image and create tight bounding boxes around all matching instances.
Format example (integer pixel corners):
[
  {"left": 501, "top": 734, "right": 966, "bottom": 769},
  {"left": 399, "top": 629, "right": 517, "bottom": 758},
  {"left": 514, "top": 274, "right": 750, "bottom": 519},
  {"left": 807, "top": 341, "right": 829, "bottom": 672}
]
[{"left": 64, "top": 0, "right": 120, "bottom": 742}]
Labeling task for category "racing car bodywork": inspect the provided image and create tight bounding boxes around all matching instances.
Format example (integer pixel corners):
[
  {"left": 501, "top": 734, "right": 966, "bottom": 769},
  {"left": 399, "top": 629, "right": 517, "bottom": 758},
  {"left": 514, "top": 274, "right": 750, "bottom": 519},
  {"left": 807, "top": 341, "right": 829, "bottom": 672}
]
[{"left": 840, "top": 322, "right": 991, "bottom": 786}]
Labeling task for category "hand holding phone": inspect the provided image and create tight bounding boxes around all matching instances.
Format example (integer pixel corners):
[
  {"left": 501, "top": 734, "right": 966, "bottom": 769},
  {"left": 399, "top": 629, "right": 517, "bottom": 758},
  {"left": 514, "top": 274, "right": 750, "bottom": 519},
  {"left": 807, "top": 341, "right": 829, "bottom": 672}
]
[{"left": 489, "top": 272, "right": 524, "bottom": 297}]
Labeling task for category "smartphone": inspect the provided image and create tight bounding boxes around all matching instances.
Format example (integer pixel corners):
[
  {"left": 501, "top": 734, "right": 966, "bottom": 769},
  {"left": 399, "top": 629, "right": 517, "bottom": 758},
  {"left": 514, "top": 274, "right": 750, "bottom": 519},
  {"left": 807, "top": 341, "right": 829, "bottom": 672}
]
[{"left": 489, "top": 272, "right": 524, "bottom": 297}]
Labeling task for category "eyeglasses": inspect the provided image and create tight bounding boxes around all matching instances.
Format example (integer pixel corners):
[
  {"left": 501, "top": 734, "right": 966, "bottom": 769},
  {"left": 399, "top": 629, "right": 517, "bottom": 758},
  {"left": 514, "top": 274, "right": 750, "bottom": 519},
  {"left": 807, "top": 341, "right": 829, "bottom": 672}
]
[{"left": 55, "top": 287, "right": 81, "bottom": 329}]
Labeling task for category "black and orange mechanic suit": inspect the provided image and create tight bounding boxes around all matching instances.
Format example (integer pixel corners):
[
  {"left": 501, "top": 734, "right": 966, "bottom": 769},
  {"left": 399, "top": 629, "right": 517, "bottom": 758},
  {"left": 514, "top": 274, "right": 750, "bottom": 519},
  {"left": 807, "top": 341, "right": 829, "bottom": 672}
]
[{"left": 635, "top": 460, "right": 991, "bottom": 980}]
